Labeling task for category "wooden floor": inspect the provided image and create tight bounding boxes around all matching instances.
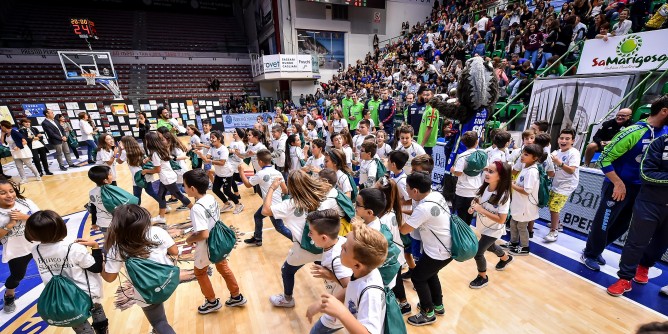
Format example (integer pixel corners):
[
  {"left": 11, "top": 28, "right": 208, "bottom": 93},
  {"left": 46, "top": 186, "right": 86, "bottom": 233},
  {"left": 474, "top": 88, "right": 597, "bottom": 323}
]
[{"left": 3, "top": 136, "right": 665, "bottom": 334}]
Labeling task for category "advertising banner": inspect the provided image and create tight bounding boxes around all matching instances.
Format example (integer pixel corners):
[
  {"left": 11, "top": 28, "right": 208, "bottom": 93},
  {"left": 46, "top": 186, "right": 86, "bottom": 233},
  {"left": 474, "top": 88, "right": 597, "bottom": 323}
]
[
  {"left": 577, "top": 30, "right": 668, "bottom": 75},
  {"left": 263, "top": 54, "right": 281, "bottom": 73},
  {"left": 22, "top": 103, "right": 46, "bottom": 117},
  {"left": 431, "top": 142, "right": 447, "bottom": 190},
  {"left": 223, "top": 112, "right": 273, "bottom": 130},
  {"left": 280, "top": 54, "right": 299, "bottom": 72}
]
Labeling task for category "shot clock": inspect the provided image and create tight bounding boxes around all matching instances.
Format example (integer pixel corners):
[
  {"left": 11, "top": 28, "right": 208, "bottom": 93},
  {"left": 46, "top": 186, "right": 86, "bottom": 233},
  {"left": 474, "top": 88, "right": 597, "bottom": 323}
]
[{"left": 70, "top": 18, "right": 98, "bottom": 39}]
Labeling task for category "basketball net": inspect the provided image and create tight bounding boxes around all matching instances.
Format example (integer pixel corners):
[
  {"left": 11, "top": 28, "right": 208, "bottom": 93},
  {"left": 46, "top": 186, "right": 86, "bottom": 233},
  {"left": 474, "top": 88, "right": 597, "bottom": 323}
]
[{"left": 81, "top": 72, "right": 97, "bottom": 86}]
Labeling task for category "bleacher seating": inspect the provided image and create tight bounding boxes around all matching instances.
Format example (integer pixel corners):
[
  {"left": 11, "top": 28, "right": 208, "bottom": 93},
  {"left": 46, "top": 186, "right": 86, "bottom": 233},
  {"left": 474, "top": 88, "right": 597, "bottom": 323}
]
[{"left": 144, "top": 12, "right": 246, "bottom": 52}]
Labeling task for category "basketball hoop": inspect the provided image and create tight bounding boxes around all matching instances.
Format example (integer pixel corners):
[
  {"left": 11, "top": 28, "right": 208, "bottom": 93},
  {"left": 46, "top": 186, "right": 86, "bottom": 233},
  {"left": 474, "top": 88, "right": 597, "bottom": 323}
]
[{"left": 82, "top": 72, "right": 97, "bottom": 86}]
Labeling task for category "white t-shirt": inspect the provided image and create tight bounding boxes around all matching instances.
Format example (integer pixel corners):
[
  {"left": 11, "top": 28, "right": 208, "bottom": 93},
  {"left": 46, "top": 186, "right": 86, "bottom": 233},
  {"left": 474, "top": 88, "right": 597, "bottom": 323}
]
[
  {"left": 510, "top": 165, "right": 540, "bottom": 222},
  {"left": 288, "top": 145, "right": 305, "bottom": 173},
  {"left": 406, "top": 192, "right": 452, "bottom": 261},
  {"left": 319, "top": 236, "right": 354, "bottom": 329},
  {"left": 172, "top": 147, "right": 187, "bottom": 182},
  {"left": 32, "top": 241, "right": 103, "bottom": 302},
  {"left": 96, "top": 148, "right": 117, "bottom": 181},
  {"left": 332, "top": 119, "right": 348, "bottom": 134},
  {"left": 201, "top": 132, "right": 211, "bottom": 156},
  {"left": 376, "top": 143, "right": 392, "bottom": 159},
  {"left": 209, "top": 144, "right": 231, "bottom": 177},
  {"left": 89, "top": 187, "right": 113, "bottom": 228},
  {"left": 271, "top": 199, "right": 308, "bottom": 243},
  {"left": 392, "top": 171, "right": 411, "bottom": 223},
  {"left": 151, "top": 152, "right": 178, "bottom": 185},
  {"left": 247, "top": 142, "right": 267, "bottom": 171},
  {"left": 271, "top": 134, "right": 288, "bottom": 168},
  {"left": 341, "top": 269, "right": 386, "bottom": 334},
  {"left": 228, "top": 140, "right": 245, "bottom": 172},
  {"left": 342, "top": 146, "right": 354, "bottom": 169},
  {"left": 305, "top": 155, "right": 325, "bottom": 173},
  {"left": 81, "top": 121, "right": 94, "bottom": 141},
  {"left": 104, "top": 226, "right": 175, "bottom": 307},
  {"left": 248, "top": 166, "right": 284, "bottom": 204},
  {"left": 119, "top": 151, "right": 152, "bottom": 187},
  {"left": 190, "top": 134, "right": 201, "bottom": 150},
  {"left": 550, "top": 147, "right": 581, "bottom": 196},
  {"left": 335, "top": 170, "right": 353, "bottom": 196},
  {"left": 396, "top": 142, "right": 426, "bottom": 173},
  {"left": 475, "top": 188, "right": 509, "bottom": 239},
  {"left": 190, "top": 194, "right": 220, "bottom": 269},
  {"left": 453, "top": 149, "right": 484, "bottom": 198},
  {"left": 0, "top": 198, "right": 39, "bottom": 263},
  {"left": 358, "top": 159, "right": 378, "bottom": 188},
  {"left": 307, "top": 129, "right": 319, "bottom": 141},
  {"left": 486, "top": 147, "right": 509, "bottom": 165}
]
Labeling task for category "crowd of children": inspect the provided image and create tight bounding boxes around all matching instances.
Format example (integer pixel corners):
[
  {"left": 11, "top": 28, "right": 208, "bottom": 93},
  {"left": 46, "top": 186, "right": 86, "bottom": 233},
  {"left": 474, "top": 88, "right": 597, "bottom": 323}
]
[{"left": 5, "top": 105, "right": 646, "bottom": 334}]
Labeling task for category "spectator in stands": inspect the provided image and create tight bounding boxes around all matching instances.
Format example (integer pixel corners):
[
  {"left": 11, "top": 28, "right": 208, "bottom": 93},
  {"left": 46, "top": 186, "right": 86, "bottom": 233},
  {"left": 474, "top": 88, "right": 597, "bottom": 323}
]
[
  {"left": 605, "top": 0, "right": 628, "bottom": 21},
  {"left": 582, "top": 96, "right": 668, "bottom": 272},
  {"left": 587, "top": 13, "right": 609, "bottom": 39},
  {"left": 583, "top": 108, "right": 633, "bottom": 166},
  {"left": 56, "top": 114, "right": 80, "bottom": 161},
  {"left": 18, "top": 118, "right": 51, "bottom": 176},
  {"left": 212, "top": 77, "right": 220, "bottom": 91},
  {"left": 78, "top": 112, "right": 98, "bottom": 164},
  {"left": 611, "top": 9, "right": 632, "bottom": 36},
  {"left": 41, "top": 109, "right": 75, "bottom": 171}
]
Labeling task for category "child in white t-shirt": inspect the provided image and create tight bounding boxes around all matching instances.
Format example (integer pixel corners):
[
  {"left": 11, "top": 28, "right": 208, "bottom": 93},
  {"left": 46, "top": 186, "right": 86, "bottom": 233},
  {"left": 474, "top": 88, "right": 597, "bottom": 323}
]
[
  {"left": 87, "top": 165, "right": 115, "bottom": 237},
  {"left": 358, "top": 140, "right": 379, "bottom": 189},
  {"left": 486, "top": 130, "right": 511, "bottom": 164},
  {"left": 375, "top": 130, "right": 392, "bottom": 160},
  {"left": 197, "top": 130, "right": 244, "bottom": 214},
  {"left": 306, "top": 120, "right": 319, "bottom": 144},
  {"left": 228, "top": 128, "right": 247, "bottom": 199},
  {"left": 95, "top": 133, "right": 120, "bottom": 185},
  {"left": 451, "top": 131, "right": 483, "bottom": 226},
  {"left": 26, "top": 210, "right": 108, "bottom": 333},
  {"left": 352, "top": 120, "right": 374, "bottom": 163},
  {"left": 508, "top": 129, "right": 536, "bottom": 169},
  {"left": 324, "top": 149, "right": 354, "bottom": 200},
  {"left": 303, "top": 138, "right": 326, "bottom": 175},
  {"left": 544, "top": 129, "right": 581, "bottom": 242},
  {"left": 183, "top": 169, "right": 247, "bottom": 314},
  {"left": 285, "top": 134, "right": 306, "bottom": 174},
  {"left": 508, "top": 144, "right": 543, "bottom": 256},
  {"left": 396, "top": 125, "right": 426, "bottom": 173}
]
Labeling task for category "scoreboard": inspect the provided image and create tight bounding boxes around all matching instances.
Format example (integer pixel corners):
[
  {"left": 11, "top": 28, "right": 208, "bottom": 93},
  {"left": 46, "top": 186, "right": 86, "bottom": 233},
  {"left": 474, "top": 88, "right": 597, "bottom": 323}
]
[
  {"left": 303, "top": 0, "right": 385, "bottom": 9},
  {"left": 70, "top": 18, "right": 98, "bottom": 39}
]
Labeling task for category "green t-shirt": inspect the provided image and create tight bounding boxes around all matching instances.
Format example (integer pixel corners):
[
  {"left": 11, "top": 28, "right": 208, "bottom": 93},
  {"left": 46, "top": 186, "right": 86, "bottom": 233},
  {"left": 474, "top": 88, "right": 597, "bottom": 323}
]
[
  {"left": 157, "top": 118, "right": 173, "bottom": 131},
  {"left": 349, "top": 103, "right": 365, "bottom": 130},
  {"left": 341, "top": 97, "right": 354, "bottom": 120},
  {"left": 546, "top": 63, "right": 567, "bottom": 77},
  {"left": 417, "top": 105, "right": 439, "bottom": 148},
  {"left": 366, "top": 98, "right": 381, "bottom": 127}
]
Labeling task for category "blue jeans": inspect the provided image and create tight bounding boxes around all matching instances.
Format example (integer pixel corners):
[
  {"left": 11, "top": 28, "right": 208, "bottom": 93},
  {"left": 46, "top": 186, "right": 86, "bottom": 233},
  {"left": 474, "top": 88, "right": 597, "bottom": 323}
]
[
  {"left": 524, "top": 49, "right": 539, "bottom": 69},
  {"left": 253, "top": 206, "right": 291, "bottom": 240},
  {"left": 85, "top": 140, "right": 97, "bottom": 162},
  {"left": 133, "top": 185, "right": 159, "bottom": 206},
  {"left": 508, "top": 77, "right": 523, "bottom": 97},
  {"left": 538, "top": 52, "right": 552, "bottom": 69},
  {"left": 309, "top": 319, "right": 341, "bottom": 334},
  {"left": 281, "top": 261, "right": 303, "bottom": 296}
]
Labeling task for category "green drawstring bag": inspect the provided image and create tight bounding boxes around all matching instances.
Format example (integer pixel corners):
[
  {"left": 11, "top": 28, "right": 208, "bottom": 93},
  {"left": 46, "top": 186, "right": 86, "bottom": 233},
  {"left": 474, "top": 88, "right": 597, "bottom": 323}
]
[
  {"left": 100, "top": 185, "right": 139, "bottom": 213},
  {"left": 187, "top": 150, "right": 201, "bottom": 169},
  {"left": 134, "top": 162, "right": 155, "bottom": 189},
  {"left": 36, "top": 244, "right": 93, "bottom": 327},
  {"left": 0, "top": 145, "right": 11, "bottom": 158},
  {"left": 125, "top": 257, "right": 180, "bottom": 304},
  {"left": 169, "top": 159, "right": 182, "bottom": 171},
  {"left": 378, "top": 224, "right": 402, "bottom": 286},
  {"left": 424, "top": 200, "right": 478, "bottom": 262},
  {"left": 196, "top": 203, "right": 238, "bottom": 263},
  {"left": 358, "top": 285, "right": 408, "bottom": 334}
]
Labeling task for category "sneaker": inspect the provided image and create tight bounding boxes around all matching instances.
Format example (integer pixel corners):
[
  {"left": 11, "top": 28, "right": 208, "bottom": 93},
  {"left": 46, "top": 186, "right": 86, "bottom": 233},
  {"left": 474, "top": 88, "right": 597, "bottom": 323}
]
[
  {"left": 197, "top": 298, "right": 222, "bottom": 314},
  {"left": 244, "top": 236, "right": 262, "bottom": 246},
  {"left": 557, "top": 224, "right": 564, "bottom": 232},
  {"left": 59, "top": 165, "right": 67, "bottom": 171},
  {"left": 151, "top": 216, "right": 167, "bottom": 224},
  {"left": 400, "top": 302, "right": 411, "bottom": 316},
  {"left": 175, "top": 205, "right": 189, "bottom": 212},
  {"left": 269, "top": 294, "right": 295, "bottom": 308},
  {"left": 19, "top": 178, "right": 28, "bottom": 184},
  {"left": 500, "top": 242, "right": 519, "bottom": 249},
  {"left": 495, "top": 255, "right": 514, "bottom": 271},
  {"left": 633, "top": 265, "right": 650, "bottom": 284},
  {"left": 225, "top": 294, "right": 247, "bottom": 307},
  {"left": 44, "top": 171, "right": 54, "bottom": 175},
  {"left": 165, "top": 206, "right": 172, "bottom": 213},
  {"left": 469, "top": 275, "right": 489, "bottom": 289},
  {"left": 3, "top": 294, "right": 16, "bottom": 314},
  {"left": 596, "top": 254, "right": 607, "bottom": 266},
  {"left": 407, "top": 311, "right": 436, "bottom": 326},
  {"left": 416, "top": 303, "right": 444, "bottom": 316},
  {"left": 607, "top": 279, "right": 632, "bottom": 297},
  {"left": 581, "top": 254, "right": 601, "bottom": 271},
  {"left": 167, "top": 198, "right": 178, "bottom": 204},
  {"left": 509, "top": 246, "right": 530, "bottom": 256},
  {"left": 220, "top": 203, "right": 234, "bottom": 213},
  {"left": 543, "top": 230, "right": 558, "bottom": 243},
  {"left": 401, "top": 268, "right": 413, "bottom": 281},
  {"left": 233, "top": 204, "right": 244, "bottom": 214},
  {"left": 35, "top": 177, "right": 42, "bottom": 182}
]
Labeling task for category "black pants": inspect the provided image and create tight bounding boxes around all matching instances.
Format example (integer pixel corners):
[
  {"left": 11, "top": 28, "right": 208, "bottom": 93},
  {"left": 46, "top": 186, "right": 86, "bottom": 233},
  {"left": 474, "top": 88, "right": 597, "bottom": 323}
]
[
  {"left": 212, "top": 175, "right": 239, "bottom": 205},
  {"left": 31, "top": 147, "right": 50, "bottom": 174},
  {"left": 453, "top": 195, "right": 475, "bottom": 225},
  {"left": 618, "top": 199, "right": 668, "bottom": 280},
  {"left": 5, "top": 253, "right": 33, "bottom": 290},
  {"left": 232, "top": 173, "right": 241, "bottom": 196},
  {"left": 475, "top": 235, "right": 506, "bottom": 272},
  {"left": 157, "top": 182, "right": 191, "bottom": 209},
  {"left": 410, "top": 254, "right": 453, "bottom": 312},
  {"left": 392, "top": 267, "right": 407, "bottom": 301},
  {"left": 584, "top": 182, "right": 641, "bottom": 259}
]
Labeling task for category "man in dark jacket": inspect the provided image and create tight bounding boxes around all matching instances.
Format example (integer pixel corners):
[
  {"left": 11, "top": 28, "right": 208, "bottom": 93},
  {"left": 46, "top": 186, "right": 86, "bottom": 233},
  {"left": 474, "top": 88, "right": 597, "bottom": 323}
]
[
  {"left": 41, "top": 109, "right": 75, "bottom": 170},
  {"left": 583, "top": 108, "right": 633, "bottom": 166},
  {"left": 606, "top": 131, "right": 668, "bottom": 296}
]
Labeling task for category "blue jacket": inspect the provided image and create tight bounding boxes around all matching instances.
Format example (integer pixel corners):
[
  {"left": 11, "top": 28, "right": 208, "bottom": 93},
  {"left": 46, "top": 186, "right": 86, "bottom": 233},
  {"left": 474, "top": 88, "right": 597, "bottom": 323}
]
[
  {"left": 637, "top": 134, "right": 668, "bottom": 204},
  {"left": 3, "top": 128, "right": 26, "bottom": 149},
  {"left": 378, "top": 99, "right": 396, "bottom": 132}
]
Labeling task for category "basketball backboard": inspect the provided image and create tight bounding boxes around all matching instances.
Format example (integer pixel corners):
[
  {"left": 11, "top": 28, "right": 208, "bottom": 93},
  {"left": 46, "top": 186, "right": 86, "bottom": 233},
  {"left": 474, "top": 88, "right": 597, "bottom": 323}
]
[{"left": 57, "top": 51, "right": 117, "bottom": 80}]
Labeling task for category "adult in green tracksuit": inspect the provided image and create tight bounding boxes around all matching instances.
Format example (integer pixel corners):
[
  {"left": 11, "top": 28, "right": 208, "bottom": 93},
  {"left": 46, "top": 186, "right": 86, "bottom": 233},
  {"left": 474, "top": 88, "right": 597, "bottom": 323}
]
[
  {"left": 365, "top": 91, "right": 381, "bottom": 128},
  {"left": 341, "top": 88, "right": 354, "bottom": 120},
  {"left": 348, "top": 94, "right": 365, "bottom": 132},
  {"left": 417, "top": 102, "right": 439, "bottom": 155}
]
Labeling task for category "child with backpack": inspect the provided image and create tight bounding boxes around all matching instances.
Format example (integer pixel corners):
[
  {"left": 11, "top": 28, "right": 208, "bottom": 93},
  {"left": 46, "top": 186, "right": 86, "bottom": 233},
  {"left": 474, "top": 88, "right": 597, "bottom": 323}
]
[
  {"left": 87, "top": 165, "right": 117, "bottom": 238},
  {"left": 163, "top": 132, "right": 190, "bottom": 204},
  {"left": 0, "top": 178, "right": 39, "bottom": 314},
  {"left": 451, "top": 131, "right": 486, "bottom": 226},
  {"left": 118, "top": 136, "right": 160, "bottom": 206},
  {"left": 25, "top": 210, "right": 108, "bottom": 333},
  {"left": 399, "top": 172, "right": 453, "bottom": 327},
  {"left": 234, "top": 128, "right": 267, "bottom": 173},
  {"left": 305, "top": 209, "right": 353, "bottom": 333},
  {"left": 95, "top": 133, "right": 120, "bottom": 186},
  {"left": 396, "top": 125, "right": 426, "bottom": 173},
  {"left": 237, "top": 149, "right": 288, "bottom": 246},
  {"left": 544, "top": 128, "right": 581, "bottom": 243},
  {"left": 468, "top": 161, "right": 514, "bottom": 289},
  {"left": 318, "top": 168, "right": 357, "bottom": 236},
  {"left": 196, "top": 130, "right": 244, "bottom": 214},
  {"left": 182, "top": 169, "right": 247, "bottom": 314},
  {"left": 102, "top": 205, "right": 178, "bottom": 334},
  {"left": 508, "top": 144, "right": 545, "bottom": 255},
  {"left": 358, "top": 140, "right": 381, "bottom": 189},
  {"left": 143, "top": 132, "right": 192, "bottom": 224},
  {"left": 228, "top": 128, "right": 246, "bottom": 200},
  {"left": 285, "top": 134, "right": 306, "bottom": 174},
  {"left": 388, "top": 151, "right": 418, "bottom": 280},
  {"left": 186, "top": 125, "right": 203, "bottom": 169},
  {"left": 323, "top": 149, "right": 355, "bottom": 200},
  {"left": 352, "top": 120, "right": 374, "bottom": 163},
  {"left": 487, "top": 131, "right": 511, "bottom": 164},
  {"left": 311, "top": 223, "right": 388, "bottom": 334}
]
